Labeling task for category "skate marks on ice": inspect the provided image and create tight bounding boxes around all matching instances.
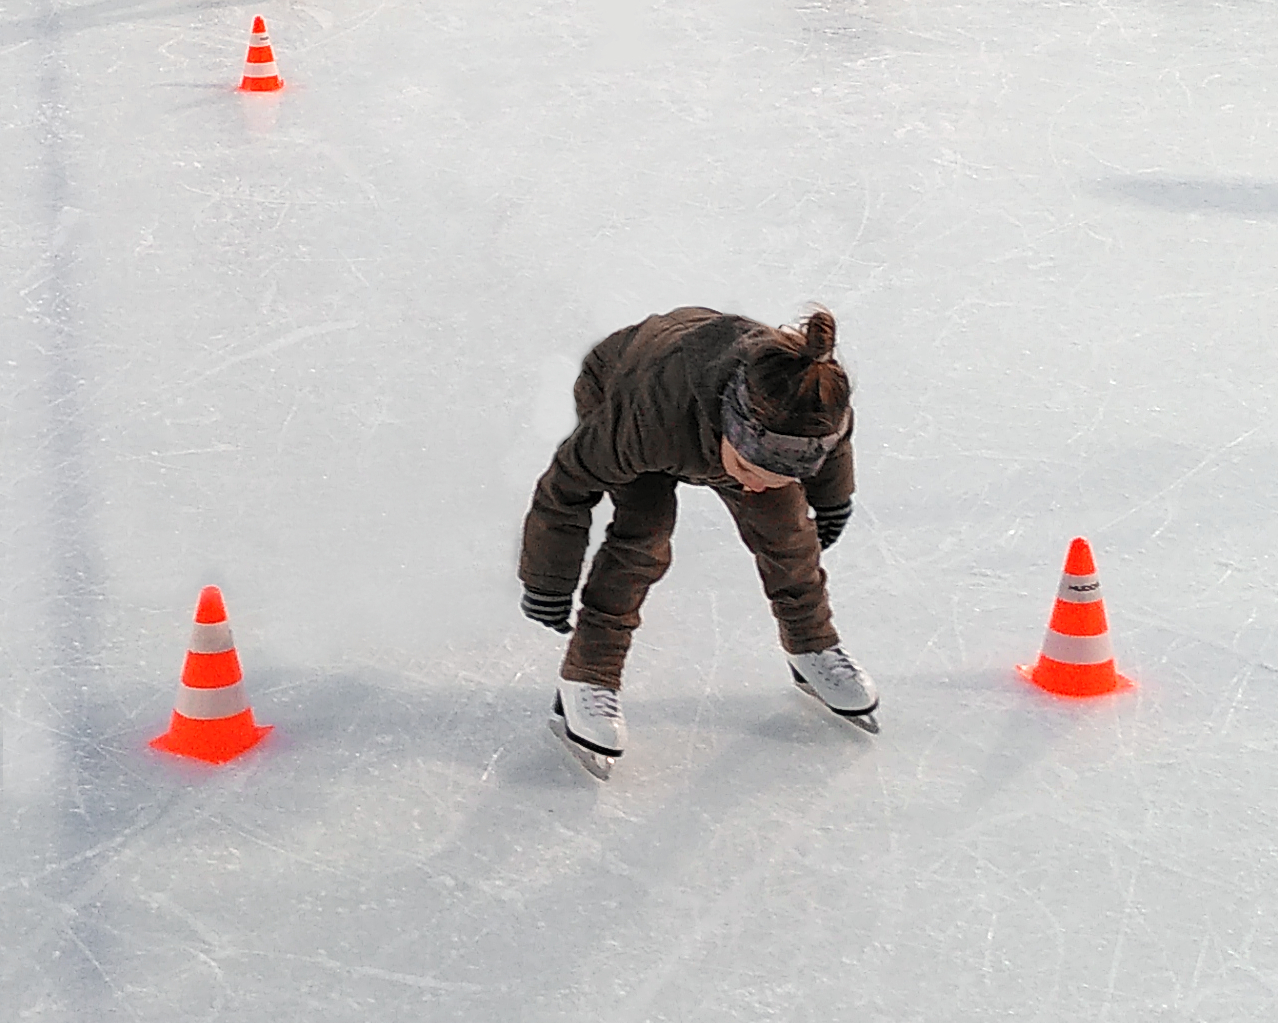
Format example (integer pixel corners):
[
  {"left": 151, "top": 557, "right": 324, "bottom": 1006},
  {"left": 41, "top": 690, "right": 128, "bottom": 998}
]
[
  {"left": 555, "top": 686, "right": 891, "bottom": 1022},
  {"left": 12, "top": 664, "right": 1276, "bottom": 1019},
  {"left": 3, "top": 659, "right": 545, "bottom": 1017},
  {"left": 606, "top": 787, "right": 880, "bottom": 1020},
  {"left": 0, "top": 729, "right": 284, "bottom": 1017},
  {"left": 556, "top": 650, "right": 1278, "bottom": 1001},
  {"left": 4, "top": 29, "right": 121, "bottom": 1012},
  {"left": 181, "top": 320, "right": 360, "bottom": 388},
  {"left": 249, "top": 668, "right": 885, "bottom": 1016}
]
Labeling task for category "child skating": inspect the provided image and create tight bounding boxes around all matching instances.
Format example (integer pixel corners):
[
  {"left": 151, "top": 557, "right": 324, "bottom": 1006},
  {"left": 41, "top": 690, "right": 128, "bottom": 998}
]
[{"left": 518, "top": 306, "right": 876, "bottom": 778}]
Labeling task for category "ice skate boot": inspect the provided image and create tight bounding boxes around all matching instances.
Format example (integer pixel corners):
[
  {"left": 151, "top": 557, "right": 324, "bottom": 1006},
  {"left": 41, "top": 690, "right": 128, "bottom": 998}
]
[
  {"left": 548, "top": 680, "right": 626, "bottom": 780},
  {"left": 786, "top": 646, "right": 880, "bottom": 734}
]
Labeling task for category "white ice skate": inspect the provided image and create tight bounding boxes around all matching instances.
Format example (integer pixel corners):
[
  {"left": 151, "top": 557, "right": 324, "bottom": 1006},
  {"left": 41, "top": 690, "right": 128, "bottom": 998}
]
[
  {"left": 786, "top": 646, "right": 880, "bottom": 734},
  {"left": 548, "top": 680, "right": 627, "bottom": 780}
]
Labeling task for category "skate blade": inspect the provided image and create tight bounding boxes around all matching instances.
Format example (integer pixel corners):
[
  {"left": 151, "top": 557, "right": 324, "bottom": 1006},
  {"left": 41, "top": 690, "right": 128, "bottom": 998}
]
[
  {"left": 548, "top": 716, "right": 615, "bottom": 780},
  {"left": 848, "top": 711, "right": 880, "bottom": 735},
  {"left": 792, "top": 677, "right": 879, "bottom": 734}
]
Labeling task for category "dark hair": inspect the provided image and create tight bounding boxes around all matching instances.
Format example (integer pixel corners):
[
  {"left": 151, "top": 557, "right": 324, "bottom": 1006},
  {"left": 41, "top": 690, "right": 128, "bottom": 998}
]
[{"left": 743, "top": 307, "right": 850, "bottom": 437}]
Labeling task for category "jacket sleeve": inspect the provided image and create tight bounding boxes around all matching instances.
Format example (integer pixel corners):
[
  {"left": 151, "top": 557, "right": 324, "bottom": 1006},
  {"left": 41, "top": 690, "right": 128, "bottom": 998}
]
[
  {"left": 801, "top": 419, "right": 855, "bottom": 510},
  {"left": 518, "top": 406, "right": 645, "bottom": 596}
]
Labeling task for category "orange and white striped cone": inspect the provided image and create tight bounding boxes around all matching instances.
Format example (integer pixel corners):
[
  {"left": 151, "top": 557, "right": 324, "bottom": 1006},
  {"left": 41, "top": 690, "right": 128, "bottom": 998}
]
[
  {"left": 1016, "top": 537, "right": 1134, "bottom": 698},
  {"left": 240, "top": 16, "right": 283, "bottom": 92},
  {"left": 150, "top": 586, "right": 273, "bottom": 763}
]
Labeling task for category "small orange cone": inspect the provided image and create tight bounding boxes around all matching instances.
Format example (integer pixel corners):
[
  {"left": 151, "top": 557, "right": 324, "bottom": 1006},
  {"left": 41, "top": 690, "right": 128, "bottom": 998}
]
[
  {"left": 240, "top": 16, "right": 283, "bottom": 92},
  {"left": 1016, "top": 537, "right": 1135, "bottom": 698},
  {"left": 150, "top": 586, "right": 273, "bottom": 763}
]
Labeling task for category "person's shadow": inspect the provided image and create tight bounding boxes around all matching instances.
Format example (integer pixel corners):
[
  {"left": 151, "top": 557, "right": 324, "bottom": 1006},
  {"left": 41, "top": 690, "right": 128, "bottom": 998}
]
[{"left": 1096, "top": 175, "right": 1278, "bottom": 218}]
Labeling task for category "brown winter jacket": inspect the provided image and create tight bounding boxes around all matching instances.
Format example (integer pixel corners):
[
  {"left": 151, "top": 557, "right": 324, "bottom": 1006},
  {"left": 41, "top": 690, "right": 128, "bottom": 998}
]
[{"left": 518, "top": 307, "right": 856, "bottom": 596}]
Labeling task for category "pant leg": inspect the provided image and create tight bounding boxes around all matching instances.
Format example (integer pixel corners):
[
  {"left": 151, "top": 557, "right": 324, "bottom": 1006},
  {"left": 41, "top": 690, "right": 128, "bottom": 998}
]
[
  {"left": 560, "top": 473, "right": 679, "bottom": 689},
  {"left": 716, "top": 484, "right": 840, "bottom": 655}
]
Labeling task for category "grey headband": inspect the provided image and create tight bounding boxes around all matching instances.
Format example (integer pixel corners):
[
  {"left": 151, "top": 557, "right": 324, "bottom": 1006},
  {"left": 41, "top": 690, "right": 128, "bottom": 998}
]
[{"left": 719, "top": 367, "right": 850, "bottom": 479}]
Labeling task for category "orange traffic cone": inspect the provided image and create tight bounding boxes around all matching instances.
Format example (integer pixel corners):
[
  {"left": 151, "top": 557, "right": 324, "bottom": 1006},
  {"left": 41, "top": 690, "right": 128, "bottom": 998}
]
[
  {"left": 1016, "top": 537, "right": 1134, "bottom": 698},
  {"left": 150, "top": 586, "right": 273, "bottom": 763},
  {"left": 240, "top": 16, "right": 283, "bottom": 92}
]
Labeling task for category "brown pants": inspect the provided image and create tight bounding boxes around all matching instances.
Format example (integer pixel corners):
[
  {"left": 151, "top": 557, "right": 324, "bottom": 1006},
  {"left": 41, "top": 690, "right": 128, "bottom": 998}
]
[{"left": 560, "top": 473, "right": 840, "bottom": 689}]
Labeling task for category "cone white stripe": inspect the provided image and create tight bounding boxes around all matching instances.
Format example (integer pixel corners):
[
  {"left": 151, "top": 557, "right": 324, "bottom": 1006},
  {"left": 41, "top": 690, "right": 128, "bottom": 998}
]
[
  {"left": 242, "top": 61, "right": 280, "bottom": 79},
  {"left": 248, "top": 33, "right": 271, "bottom": 46},
  {"left": 174, "top": 680, "right": 250, "bottom": 720},
  {"left": 1056, "top": 572, "right": 1102, "bottom": 603},
  {"left": 188, "top": 620, "right": 234, "bottom": 654},
  {"left": 1041, "top": 629, "right": 1114, "bottom": 665}
]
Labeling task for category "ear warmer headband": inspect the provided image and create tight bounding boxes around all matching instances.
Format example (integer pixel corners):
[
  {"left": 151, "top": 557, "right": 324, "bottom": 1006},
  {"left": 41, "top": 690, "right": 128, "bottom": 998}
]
[{"left": 719, "top": 367, "right": 850, "bottom": 479}]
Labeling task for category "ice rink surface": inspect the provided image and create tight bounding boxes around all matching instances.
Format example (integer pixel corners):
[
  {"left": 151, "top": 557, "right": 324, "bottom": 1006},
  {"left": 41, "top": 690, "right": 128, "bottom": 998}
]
[{"left": 4, "top": 0, "right": 1278, "bottom": 1019}]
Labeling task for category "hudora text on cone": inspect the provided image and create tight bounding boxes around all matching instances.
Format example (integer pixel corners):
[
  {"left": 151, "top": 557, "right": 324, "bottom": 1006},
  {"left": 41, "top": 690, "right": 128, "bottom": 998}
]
[
  {"left": 150, "top": 586, "right": 273, "bottom": 764},
  {"left": 1017, "top": 536, "right": 1134, "bottom": 698}
]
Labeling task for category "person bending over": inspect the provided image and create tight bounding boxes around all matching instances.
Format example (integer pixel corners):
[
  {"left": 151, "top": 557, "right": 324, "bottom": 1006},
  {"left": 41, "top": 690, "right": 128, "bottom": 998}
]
[{"left": 519, "top": 305, "right": 876, "bottom": 776}]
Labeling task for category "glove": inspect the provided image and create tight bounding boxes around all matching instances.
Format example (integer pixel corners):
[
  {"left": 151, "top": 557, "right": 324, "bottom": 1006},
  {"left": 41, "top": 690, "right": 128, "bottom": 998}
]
[
  {"left": 812, "top": 499, "right": 852, "bottom": 551},
  {"left": 520, "top": 587, "right": 573, "bottom": 634}
]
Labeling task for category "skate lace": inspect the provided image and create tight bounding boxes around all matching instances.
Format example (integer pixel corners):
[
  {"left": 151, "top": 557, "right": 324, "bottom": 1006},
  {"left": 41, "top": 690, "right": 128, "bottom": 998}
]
[
  {"left": 587, "top": 686, "right": 622, "bottom": 720},
  {"left": 827, "top": 647, "right": 861, "bottom": 689}
]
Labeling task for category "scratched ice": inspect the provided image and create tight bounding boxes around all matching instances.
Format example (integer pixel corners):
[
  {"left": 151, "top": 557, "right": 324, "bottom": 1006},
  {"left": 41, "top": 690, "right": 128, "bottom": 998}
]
[{"left": 3, "top": 1, "right": 1278, "bottom": 1020}]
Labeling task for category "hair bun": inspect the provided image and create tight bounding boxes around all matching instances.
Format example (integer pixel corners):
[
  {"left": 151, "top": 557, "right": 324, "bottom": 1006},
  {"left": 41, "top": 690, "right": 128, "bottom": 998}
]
[
  {"left": 744, "top": 306, "right": 849, "bottom": 437},
  {"left": 802, "top": 307, "right": 837, "bottom": 362}
]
